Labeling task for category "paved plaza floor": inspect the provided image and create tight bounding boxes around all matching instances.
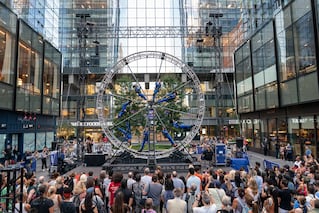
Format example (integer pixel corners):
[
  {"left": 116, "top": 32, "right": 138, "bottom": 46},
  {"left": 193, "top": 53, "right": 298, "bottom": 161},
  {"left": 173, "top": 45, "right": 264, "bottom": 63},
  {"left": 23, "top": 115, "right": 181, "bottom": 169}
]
[{"left": 32, "top": 150, "right": 294, "bottom": 180}]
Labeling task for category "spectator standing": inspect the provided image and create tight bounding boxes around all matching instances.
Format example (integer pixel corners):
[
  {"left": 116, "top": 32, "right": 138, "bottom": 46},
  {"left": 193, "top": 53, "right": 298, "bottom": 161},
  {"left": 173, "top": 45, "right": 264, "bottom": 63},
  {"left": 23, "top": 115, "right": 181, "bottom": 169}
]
[
  {"left": 108, "top": 172, "right": 123, "bottom": 208},
  {"left": 110, "top": 191, "right": 130, "bottom": 213},
  {"left": 278, "top": 179, "right": 293, "bottom": 213},
  {"left": 186, "top": 167, "right": 201, "bottom": 195},
  {"left": 142, "top": 198, "right": 157, "bottom": 213},
  {"left": 167, "top": 188, "right": 187, "bottom": 213},
  {"left": 132, "top": 174, "right": 144, "bottom": 213},
  {"left": 30, "top": 184, "right": 54, "bottom": 213},
  {"left": 41, "top": 146, "right": 49, "bottom": 171},
  {"left": 172, "top": 171, "right": 185, "bottom": 193},
  {"left": 143, "top": 175, "right": 163, "bottom": 212},
  {"left": 192, "top": 192, "right": 217, "bottom": 213},
  {"left": 126, "top": 172, "right": 136, "bottom": 190},
  {"left": 162, "top": 177, "right": 175, "bottom": 211},
  {"left": 60, "top": 187, "right": 76, "bottom": 213},
  {"left": 285, "top": 143, "right": 293, "bottom": 161},
  {"left": 115, "top": 179, "right": 134, "bottom": 210},
  {"left": 47, "top": 185, "right": 63, "bottom": 213},
  {"left": 141, "top": 167, "right": 152, "bottom": 186},
  {"left": 79, "top": 191, "right": 98, "bottom": 213}
]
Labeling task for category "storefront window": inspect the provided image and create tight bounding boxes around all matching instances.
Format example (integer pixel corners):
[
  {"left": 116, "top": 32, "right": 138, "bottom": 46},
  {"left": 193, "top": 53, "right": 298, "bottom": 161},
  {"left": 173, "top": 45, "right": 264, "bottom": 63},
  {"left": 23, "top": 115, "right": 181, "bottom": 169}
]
[
  {"left": 36, "top": 133, "right": 46, "bottom": 150},
  {"left": 254, "top": 119, "right": 261, "bottom": 148},
  {"left": 299, "top": 116, "right": 315, "bottom": 158},
  {"left": 241, "top": 119, "right": 253, "bottom": 147},
  {"left": 0, "top": 134, "right": 6, "bottom": 158},
  {"left": 288, "top": 117, "right": 300, "bottom": 154},
  {"left": 277, "top": 118, "right": 288, "bottom": 144},
  {"left": 46, "top": 132, "right": 54, "bottom": 149},
  {"left": 268, "top": 118, "right": 277, "bottom": 152},
  {"left": 23, "top": 133, "right": 35, "bottom": 152}
]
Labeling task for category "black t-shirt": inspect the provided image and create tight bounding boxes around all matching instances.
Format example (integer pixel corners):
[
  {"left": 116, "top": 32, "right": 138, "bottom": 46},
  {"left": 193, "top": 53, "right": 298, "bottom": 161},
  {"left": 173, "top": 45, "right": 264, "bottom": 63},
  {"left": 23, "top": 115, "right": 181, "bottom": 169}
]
[
  {"left": 278, "top": 188, "right": 292, "bottom": 210},
  {"left": 116, "top": 188, "right": 134, "bottom": 204},
  {"left": 203, "top": 150, "right": 214, "bottom": 161},
  {"left": 60, "top": 201, "right": 76, "bottom": 213},
  {"left": 30, "top": 197, "right": 54, "bottom": 213},
  {"left": 4, "top": 148, "right": 12, "bottom": 160}
]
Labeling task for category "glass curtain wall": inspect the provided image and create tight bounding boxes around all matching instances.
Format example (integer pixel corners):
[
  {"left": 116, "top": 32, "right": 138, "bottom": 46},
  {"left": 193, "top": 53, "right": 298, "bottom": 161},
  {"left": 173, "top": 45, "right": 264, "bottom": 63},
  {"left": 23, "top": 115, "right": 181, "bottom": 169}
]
[
  {"left": 252, "top": 22, "right": 278, "bottom": 110},
  {"left": 235, "top": 41, "right": 253, "bottom": 113},
  {"left": 43, "top": 42, "right": 61, "bottom": 116},
  {"left": 16, "top": 21, "right": 43, "bottom": 113},
  {"left": 276, "top": 0, "right": 318, "bottom": 105},
  {"left": 0, "top": 4, "right": 17, "bottom": 110}
]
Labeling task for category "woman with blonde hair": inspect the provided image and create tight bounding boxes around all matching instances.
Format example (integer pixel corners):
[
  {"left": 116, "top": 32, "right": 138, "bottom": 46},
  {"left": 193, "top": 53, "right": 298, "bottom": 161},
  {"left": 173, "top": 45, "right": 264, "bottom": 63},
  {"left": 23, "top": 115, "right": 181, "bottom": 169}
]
[
  {"left": 246, "top": 177, "right": 259, "bottom": 202},
  {"left": 47, "top": 185, "right": 63, "bottom": 213},
  {"left": 55, "top": 176, "right": 65, "bottom": 197},
  {"left": 221, "top": 174, "right": 238, "bottom": 201},
  {"left": 70, "top": 185, "right": 86, "bottom": 213}
]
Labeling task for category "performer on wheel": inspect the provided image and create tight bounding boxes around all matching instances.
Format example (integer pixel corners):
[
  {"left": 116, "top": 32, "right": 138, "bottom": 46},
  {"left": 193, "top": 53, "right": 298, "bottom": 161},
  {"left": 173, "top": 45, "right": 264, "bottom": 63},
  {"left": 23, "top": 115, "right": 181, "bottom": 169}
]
[
  {"left": 118, "top": 100, "right": 132, "bottom": 118},
  {"left": 156, "top": 91, "right": 177, "bottom": 104},
  {"left": 152, "top": 79, "right": 161, "bottom": 102},
  {"left": 133, "top": 84, "right": 147, "bottom": 100},
  {"left": 161, "top": 128, "right": 177, "bottom": 147},
  {"left": 117, "top": 121, "right": 132, "bottom": 146},
  {"left": 172, "top": 120, "right": 194, "bottom": 130},
  {"left": 138, "top": 127, "right": 149, "bottom": 152}
]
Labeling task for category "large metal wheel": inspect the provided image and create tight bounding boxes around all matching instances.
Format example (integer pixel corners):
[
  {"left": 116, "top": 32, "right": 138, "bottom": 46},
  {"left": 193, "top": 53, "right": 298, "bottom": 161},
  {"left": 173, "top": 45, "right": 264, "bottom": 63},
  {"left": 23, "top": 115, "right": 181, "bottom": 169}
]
[{"left": 96, "top": 51, "right": 205, "bottom": 159}]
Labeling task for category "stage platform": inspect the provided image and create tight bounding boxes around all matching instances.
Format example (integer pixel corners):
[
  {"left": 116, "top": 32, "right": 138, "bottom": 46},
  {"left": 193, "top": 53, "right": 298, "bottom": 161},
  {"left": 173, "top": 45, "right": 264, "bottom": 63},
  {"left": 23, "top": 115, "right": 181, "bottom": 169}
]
[
  {"left": 102, "top": 162, "right": 193, "bottom": 173},
  {"left": 101, "top": 150, "right": 197, "bottom": 173}
]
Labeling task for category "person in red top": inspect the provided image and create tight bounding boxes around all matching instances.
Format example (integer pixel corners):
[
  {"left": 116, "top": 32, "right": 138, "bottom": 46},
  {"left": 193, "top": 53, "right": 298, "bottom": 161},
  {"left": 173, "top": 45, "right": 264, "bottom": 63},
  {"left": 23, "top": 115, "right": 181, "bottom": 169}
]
[{"left": 108, "top": 172, "right": 123, "bottom": 208}]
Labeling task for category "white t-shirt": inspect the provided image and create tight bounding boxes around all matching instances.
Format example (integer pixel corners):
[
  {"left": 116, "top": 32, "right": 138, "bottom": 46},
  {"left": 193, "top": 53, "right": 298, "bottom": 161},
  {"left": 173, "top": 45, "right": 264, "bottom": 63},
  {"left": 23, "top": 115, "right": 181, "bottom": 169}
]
[
  {"left": 141, "top": 175, "right": 152, "bottom": 186},
  {"left": 193, "top": 204, "right": 217, "bottom": 213}
]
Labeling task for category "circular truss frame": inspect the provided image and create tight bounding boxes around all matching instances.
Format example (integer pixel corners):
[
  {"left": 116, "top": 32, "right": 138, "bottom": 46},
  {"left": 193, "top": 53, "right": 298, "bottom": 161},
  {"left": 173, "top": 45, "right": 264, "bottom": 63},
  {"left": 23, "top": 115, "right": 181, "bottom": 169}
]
[{"left": 96, "top": 51, "right": 205, "bottom": 159}]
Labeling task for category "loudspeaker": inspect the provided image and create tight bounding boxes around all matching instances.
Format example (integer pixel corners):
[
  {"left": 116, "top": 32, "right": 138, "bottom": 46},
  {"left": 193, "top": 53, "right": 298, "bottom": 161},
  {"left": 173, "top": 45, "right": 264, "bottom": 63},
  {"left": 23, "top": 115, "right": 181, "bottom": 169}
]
[{"left": 236, "top": 138, "right": 243, "bottom": 149}]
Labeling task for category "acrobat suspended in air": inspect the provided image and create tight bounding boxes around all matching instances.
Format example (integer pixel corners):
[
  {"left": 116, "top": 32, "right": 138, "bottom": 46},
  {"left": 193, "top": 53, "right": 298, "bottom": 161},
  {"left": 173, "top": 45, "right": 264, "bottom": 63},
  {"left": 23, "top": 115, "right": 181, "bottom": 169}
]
[
  {"left": 133, "top": 84, "right": 147, "bottom": 100},
  {"left": 118, "top": 100, "right": 132, "bottom": 118},
  {"left": 152, "top": 79, "right": 161, "bottom": 102},
  {"left": 172, "top": 120, "right": 194, "bottom": 130},
  {"left": 162, "top": 128, "right": 177, "bottom": 147},
  {"left": 156, "top": 91, "right": 177, "bottom": 104},
  {"left": 138, "top": 127, "right": 149, "bottom": 152},
  {"left": 117, "top": 121, "right": 132, "bottom": 146}
]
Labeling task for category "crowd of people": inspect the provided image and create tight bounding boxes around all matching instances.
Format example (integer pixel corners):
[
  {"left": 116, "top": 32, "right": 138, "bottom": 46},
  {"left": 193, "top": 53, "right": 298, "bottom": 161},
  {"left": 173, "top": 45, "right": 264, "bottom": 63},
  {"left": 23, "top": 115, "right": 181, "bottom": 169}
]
[{"left": 1, "top": 147, "right": 319, "bottom": 213}]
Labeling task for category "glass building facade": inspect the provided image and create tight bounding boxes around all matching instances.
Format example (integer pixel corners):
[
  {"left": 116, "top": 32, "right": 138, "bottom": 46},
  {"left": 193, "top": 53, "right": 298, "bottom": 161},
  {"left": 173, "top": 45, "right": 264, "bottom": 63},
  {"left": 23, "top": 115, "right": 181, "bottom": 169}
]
[
  {"left": 0, "top": 3, "right": 61, "bottom": 158},
  {"left": 235, "top": 0, "right": 319, "bottom": 157},
  {"left": 56, "top": 0, "right": 242, "bottom": 142}
]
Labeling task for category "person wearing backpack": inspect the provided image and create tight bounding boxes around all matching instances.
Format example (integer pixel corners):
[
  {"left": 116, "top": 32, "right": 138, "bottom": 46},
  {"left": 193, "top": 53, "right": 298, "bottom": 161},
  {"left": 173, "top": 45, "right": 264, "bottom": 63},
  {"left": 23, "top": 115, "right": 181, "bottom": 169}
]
[
  {"left": 232, "top": 188, "right": 247, "bottom": 213},
  {"left": 132, "top": 174, "right": 144, "bottom": 213},
  {"left": 184, "top": 184, "right": 197, "bottom": 213},
  {"left": 71, "top": 185, "right": 86, "bottom": 213}
]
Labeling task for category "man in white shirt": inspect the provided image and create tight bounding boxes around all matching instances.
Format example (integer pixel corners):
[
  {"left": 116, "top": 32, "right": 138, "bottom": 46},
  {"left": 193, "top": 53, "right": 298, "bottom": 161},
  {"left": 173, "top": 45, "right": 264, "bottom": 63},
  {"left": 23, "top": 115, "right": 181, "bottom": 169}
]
[
  {"left": 141, "top": 167, "right": 152, "bottom": 186},
  {"left": 127, "top": 171, "right": 136, "bottom": 189},
  {"left": 167, "top": 188, "right": 186, "bottom": 213},
  {"left": 186, "top": 167, "right": 201, "bottom": 195},
  {"left": 172, "top": 171, "right": 185, "bottom": 192},
  {"left": 192, "top": 192, "right": 217, "bottom": 213}
]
